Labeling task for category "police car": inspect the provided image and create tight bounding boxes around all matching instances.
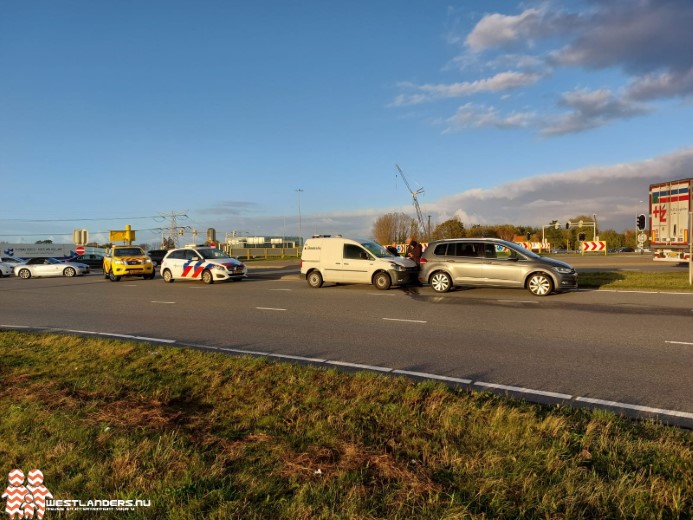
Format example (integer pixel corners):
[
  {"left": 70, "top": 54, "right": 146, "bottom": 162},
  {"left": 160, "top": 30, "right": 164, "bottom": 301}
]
[{"left": 160, "top": 246, "right": 247, "bottom": 284}]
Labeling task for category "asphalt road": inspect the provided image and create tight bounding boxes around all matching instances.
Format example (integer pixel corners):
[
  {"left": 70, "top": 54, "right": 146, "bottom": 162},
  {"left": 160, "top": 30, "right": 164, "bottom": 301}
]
[{"left": 1, "top": 266, "right": 692, "bottom": 427}]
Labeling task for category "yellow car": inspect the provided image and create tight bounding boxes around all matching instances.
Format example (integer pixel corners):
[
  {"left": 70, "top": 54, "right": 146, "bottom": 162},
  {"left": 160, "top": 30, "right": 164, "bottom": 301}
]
[{"left": 103, "top": 246, "right": 155, "bottom": 281}]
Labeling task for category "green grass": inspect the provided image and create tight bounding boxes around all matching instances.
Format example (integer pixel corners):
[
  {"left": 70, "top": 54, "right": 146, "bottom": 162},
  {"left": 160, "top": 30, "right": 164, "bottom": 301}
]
[
  {"left": 1, "top": 332, "right": 691, "bottom": 519},
  {"left": 579, "top": 271, "right": 693, "bottom": 291}
]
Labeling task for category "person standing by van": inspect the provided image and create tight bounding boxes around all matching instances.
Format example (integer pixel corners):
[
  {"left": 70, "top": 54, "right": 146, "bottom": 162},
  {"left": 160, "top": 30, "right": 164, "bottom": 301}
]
[
  {"left": 386, "top": 242, "right": 399, "bottom": 256},
  {"left": 405, "top": 237, "right": 422, "bottom": 266}
]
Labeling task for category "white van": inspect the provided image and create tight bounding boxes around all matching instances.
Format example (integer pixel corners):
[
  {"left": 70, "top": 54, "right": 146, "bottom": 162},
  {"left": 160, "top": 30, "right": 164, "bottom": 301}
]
[{"left": 300, "top": 236, "right": 418, "bottom": 290}]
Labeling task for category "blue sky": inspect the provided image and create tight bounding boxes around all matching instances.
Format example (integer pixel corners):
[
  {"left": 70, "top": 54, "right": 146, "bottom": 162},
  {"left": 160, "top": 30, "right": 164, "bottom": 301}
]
[{"left": 2, "top": 0, "right": 692, "bottom": 244}]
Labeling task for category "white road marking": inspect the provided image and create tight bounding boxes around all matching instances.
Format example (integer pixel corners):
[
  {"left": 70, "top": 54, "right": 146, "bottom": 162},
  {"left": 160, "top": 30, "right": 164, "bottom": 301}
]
[
  {"left": 496, "top": 299, "right": 539, "bottom": 304},
  {"left": 382, "top": 318, "right": 427, "bottom": 324},
  {"left": 575, "top": 397, "right": 693, "bottom": 420},
  {"left": 151, "top": 301, "right": 176, "bottom": 304},
  {"left": 325, "top": 360, "right": 392, "bottom": 372},
  {"left": 124, "top": 284, "right": 138, "bottom": 287},
  {"left": 3, "top": 324, "right": 692, "bottom": 423},
  {"left": 368, "top": 292, "right": 396, "bottom": 297},
  {"left": 266, "top": 353, "right": 327, "bottom": 363},
  {"left": 393, "top": 370, "right": 472, "bottom": 384},
  {"left": 598, "top": 289, "right": 693, "bottom": 295},
  {"left": 269, "top": 289, "right": 292, "bottom": 292},
  {"left": 665, "top": 340, "right": 693, "bottom": 346},
  {"left": 474, "top": 381, "right": 572, "bottom": 400},
  {"left": 256, "top": 307, "right": 287, "bottom": 311}
]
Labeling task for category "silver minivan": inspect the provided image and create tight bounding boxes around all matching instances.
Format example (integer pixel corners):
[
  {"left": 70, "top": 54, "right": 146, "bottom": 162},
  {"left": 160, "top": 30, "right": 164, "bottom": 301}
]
[{"left": 418, "top": 238, "right": 577, "bottom": 296}]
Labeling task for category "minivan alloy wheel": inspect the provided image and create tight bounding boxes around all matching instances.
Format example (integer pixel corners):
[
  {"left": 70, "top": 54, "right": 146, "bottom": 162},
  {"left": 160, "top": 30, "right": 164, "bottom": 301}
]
[
  {"left": 527, "top": 273, "right": 553, "bottom": 296},
  {"left": 430, "top": 271, "right": 452, "bottom": 293}
]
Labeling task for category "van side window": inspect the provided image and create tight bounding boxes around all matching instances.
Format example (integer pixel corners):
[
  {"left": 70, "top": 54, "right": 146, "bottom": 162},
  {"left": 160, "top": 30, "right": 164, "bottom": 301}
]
[{"left": 344, "top": 244, "right": 367, "bottom": 259}]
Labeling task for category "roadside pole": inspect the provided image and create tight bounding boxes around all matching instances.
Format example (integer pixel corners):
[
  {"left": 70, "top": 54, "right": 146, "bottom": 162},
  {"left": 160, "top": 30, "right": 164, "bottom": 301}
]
[{"left": 688, "top": 211, "right": 693, "bottom": 285}]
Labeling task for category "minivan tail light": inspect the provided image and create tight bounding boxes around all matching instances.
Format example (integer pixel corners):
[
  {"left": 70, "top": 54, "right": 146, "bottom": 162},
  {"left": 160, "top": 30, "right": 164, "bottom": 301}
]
[{"left": 419, "top": 257, "right": 427, "bottom": 264}]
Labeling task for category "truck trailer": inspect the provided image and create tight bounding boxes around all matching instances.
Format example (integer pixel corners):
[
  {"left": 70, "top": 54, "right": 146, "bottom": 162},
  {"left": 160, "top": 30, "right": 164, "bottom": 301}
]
[{"left": 649, "top": 178, "right": 692, "bottom": 262}]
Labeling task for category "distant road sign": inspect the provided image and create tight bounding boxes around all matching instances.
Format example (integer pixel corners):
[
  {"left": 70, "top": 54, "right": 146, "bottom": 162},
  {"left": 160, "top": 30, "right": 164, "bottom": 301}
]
[
  {"left": 75, "top": 246, "right": 86, "bottom": 255},
  {"left": 638, "top": 233, "right": 647, "bottom": 243}
]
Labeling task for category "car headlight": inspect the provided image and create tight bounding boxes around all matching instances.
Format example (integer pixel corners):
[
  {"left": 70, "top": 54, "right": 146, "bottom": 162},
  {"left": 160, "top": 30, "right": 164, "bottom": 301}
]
[
  {"left": 390, "top": 263, "right": 406, "bottom": 271},
  {"left": 214, "top": 264, "right": 227, "bottom": 271},
  {"left": 554, "top": 266, "right": 573, "bottom": 274},
  {"left": 113, "top": 260, "right": 125, "bottom": 265},
  {"left": 145, "top": 259, "right": 152, "bottom": 264}
]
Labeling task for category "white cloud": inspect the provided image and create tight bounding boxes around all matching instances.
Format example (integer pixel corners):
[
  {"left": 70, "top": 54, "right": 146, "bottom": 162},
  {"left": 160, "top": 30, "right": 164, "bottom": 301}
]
[
  {"left": 465, "top": 8, "right": 545, "bottom": 51},
  {"left": 396, "top": 1, "right": 693, "bottom": 136},
  {"left": 392, "top": 71, "right": 541, "bottom": 106},
  {"left": 443, "top": 103, "right": 535, "bottom": 132},
  {"left": 541, "top": 88, "right": 649, "bottom": 136},
  {"left": 219, "top": 149, "right": 693, "bottom": 237}
]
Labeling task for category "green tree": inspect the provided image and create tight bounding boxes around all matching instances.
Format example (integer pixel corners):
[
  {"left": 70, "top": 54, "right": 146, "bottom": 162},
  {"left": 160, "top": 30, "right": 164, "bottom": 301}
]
[{"left": 430, "top": 217, "right": 465, "bottom": 240}]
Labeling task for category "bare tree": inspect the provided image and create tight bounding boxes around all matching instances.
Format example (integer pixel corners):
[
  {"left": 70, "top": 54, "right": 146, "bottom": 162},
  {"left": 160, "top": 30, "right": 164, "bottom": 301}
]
[{"left": 372, "top": 212, "right": 420, "bottom": 244}]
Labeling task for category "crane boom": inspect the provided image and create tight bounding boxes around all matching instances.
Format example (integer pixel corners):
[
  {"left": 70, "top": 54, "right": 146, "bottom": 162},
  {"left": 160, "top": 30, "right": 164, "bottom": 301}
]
[{"left": 395, "top": 164, "right": 425, "bottom": 233}]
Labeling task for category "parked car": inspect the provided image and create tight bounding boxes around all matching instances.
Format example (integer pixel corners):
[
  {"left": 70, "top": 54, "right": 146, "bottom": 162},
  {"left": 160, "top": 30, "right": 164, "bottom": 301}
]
[
  {"left": 300, "top": 236, "right": 418, "bottom": 290},
  {"left": 616, "top": 247, "right": 635, "bottom": 253},
  {"left": 14, "top": 257, "right": 90, "bottom": 279},
  {"left": 1, "top": 256, "right": 25, "bottom": 267},
  {"left": 160, "top": 246, "right": 246, "bottom": 284},
  {"left": 103, "top": 246, "right": 155, "bottom": 281},
  {"left": 146, "top": 249, "right": 168, "bottom": 267},
  {"left": 0, "top": 262, "right": 12, "bottom": 277},
  {"left": 419, "top": 238, "right": 577, "bottom": 296},
  {"left": 65, "top": 253, "right": 104, "bottom": 269}
]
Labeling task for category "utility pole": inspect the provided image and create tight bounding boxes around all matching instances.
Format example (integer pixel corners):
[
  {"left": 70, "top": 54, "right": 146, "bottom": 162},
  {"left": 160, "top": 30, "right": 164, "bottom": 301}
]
[
  {"left": 296, "top": 189, "right": 303, "bottom": 247},
  {"left": 160, "top": 211, "right": 188, "bottom": 248}
]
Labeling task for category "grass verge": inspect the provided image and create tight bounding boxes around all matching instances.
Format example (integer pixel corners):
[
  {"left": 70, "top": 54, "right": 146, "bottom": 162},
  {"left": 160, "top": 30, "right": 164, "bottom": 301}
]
[
  {"left": 579, "top": 271, "right": 693, "bottom": 291},
  {"left": 1, "top": 331, "right": 691, "bottom": 519}
]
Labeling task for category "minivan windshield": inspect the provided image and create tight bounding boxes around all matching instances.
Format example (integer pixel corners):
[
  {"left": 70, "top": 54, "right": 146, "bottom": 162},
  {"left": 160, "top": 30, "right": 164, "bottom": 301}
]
[
  {"left": 499, "top": 240, "right": 538, "bottom": 259},
  {"left": 359, "top": 240, "right": 393, "bottom": 258}
]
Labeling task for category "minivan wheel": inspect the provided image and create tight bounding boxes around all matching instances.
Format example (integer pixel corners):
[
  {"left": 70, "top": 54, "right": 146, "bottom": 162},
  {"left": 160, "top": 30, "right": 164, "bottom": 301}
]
[
  {"left": 430, "top": 271, "right": 452, "bottom": 293},
  {"left": 527, "top": 273, "right": 553, "bottom": 296},
  {"left": 373, "top": 272, "right": 391, "bottom": 290},
  {"left": 307, "top": 271, "right": 323, "bottom": 288}
]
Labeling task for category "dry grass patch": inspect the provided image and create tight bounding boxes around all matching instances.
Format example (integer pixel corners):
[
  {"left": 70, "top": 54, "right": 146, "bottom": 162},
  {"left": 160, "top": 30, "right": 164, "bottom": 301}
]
[{"left": 0, "top": 331, "right": 691, "bottom": 519}]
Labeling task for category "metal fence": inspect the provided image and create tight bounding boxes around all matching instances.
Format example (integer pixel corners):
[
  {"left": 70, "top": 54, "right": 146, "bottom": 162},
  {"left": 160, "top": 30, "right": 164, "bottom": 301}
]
[{"left": 223, "top": 247, "right": 302, "bottom": 260}]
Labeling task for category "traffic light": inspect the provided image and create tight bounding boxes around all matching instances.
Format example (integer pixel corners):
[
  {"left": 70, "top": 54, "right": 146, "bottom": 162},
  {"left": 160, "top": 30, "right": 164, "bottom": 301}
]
[
  {"left": 526, "top": 232, "right": 531, "bottom": 241},
  {"left": 636, "top": 214, "right": 646, "bottom": 230},
  {"left": 565, "top": 222, "right": 571, "bottom": 230},
  {"left": 578, "top": 232, "right": 586, "bottom": 241}
]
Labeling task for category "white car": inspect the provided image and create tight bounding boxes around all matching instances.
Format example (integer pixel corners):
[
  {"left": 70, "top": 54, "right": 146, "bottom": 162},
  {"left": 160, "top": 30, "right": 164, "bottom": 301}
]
[
  {"left": 0, "top": 262, "right": 12, "bottom": 277},
  {"left": 160, "top": 246, "right": 247, "bottom": 284},
  {"left": 14, "top": 257, "right": 90, "bottom": 279}
]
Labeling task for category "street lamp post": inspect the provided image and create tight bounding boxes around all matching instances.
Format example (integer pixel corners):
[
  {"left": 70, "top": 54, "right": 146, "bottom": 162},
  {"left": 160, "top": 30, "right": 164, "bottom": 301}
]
[{"left": 296, "top": 188, "right": 304, "bottom": 247}]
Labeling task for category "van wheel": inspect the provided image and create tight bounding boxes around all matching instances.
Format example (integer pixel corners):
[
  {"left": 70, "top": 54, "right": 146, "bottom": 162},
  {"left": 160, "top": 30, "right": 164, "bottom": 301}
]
[
  {"left": 162, "top": 269, "right": 174, "bottom": 283},
  {"left": 373, "top": 272, "right": 391, "bottom": 290},
  {"left": 430, "top": 271, "right": 452, "bottom": 293},
  {"left": 307, "top": 271, "right": 323, "bottom": 288},
  {"left": 201, "top": 270, "right": 214, "bottom": 284},
  {"left": 527, "top": 273, "right": 553, "bottom": 296}
]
